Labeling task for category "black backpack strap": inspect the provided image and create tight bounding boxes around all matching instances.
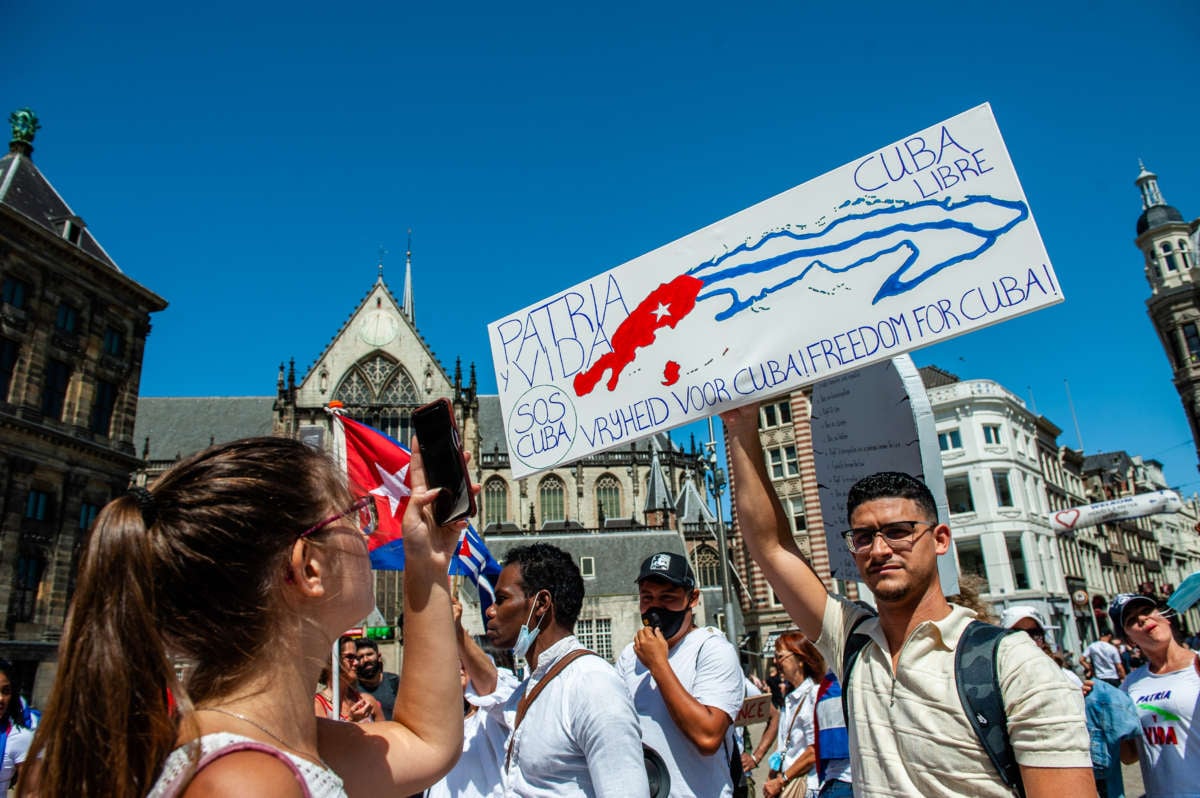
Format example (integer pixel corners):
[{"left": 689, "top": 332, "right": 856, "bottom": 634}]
[
  {"left": 840, "top": 610, "right": 877, "bottom": 724},
  {"left": 955, "top": 621, "right": 1024, "bottom": 797}
]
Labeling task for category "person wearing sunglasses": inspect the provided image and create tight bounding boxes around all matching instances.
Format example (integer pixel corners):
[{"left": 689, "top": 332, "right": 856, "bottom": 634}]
[
  {"left": 722, "top": 403, "right": 1091, "bottom": 798},
  {"left": 21, "top": 435, "right": 468, "bottom": 797},
  {"left": 1112, "top": 593, "right": 1200, "bottom": 798}
]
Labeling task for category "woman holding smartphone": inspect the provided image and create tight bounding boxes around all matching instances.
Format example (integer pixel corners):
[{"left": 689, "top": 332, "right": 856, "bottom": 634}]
[{"left": 21, "top": 435, "right": 466, "bottom": 797}]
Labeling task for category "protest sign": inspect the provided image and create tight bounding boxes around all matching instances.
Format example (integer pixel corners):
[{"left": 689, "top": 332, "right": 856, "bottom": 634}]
[
  {"left": 489, "top": 103, "right": 1061, "bottom": 477},
  {"left": 811, "top": 355, "right": 957, "bottom": 591},
  {"left": 734, "top": 693, "right": 773, "bottom": 727},
  {"left": 1049, "top": 489, "right": 1182, "bottom": 534}
]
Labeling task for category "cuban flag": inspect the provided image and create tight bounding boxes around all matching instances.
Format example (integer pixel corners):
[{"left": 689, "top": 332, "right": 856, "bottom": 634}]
[
  {"left": 332, "top": 410, "right": 501, "bottom": 622},
  {"left": 450, "top": 524, "right": 503, "bottom": 624},
  {"left": 336, "top": 414, "right": 412, "bottom": 570}
]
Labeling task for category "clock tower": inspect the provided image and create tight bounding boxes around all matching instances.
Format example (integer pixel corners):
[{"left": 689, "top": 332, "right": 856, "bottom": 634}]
[{"left": 1138, "top": 163, "right": 1200, "bottom": 470}]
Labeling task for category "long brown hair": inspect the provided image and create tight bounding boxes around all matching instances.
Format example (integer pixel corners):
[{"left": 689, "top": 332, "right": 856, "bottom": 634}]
[
  {"left": 23, "top": 437, "right": 351, "bottom": 797},
  {"left": 775, "top": 630, "right": 826, "bottom": 683}
]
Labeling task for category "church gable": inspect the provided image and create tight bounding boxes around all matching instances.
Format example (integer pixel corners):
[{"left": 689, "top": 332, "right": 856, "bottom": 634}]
[{"left": 294, "top": 276, "right": 453, "bottom": 409}]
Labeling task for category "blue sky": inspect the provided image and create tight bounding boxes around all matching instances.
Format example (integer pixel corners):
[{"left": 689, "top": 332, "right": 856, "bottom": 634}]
[{"left": 9, "top": 0, "right": 1200, "bottom": 489}]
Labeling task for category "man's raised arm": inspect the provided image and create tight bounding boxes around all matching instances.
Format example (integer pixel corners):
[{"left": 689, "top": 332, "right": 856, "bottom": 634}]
[{"left": 721, "top": 403, "right": 829, "bottom": 640}]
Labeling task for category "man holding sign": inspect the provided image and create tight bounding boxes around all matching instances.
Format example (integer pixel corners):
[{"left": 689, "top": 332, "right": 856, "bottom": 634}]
[
  {"left": 616, "top": 552, "right": 746, "bottom": 798},
  {"left": 722, "top": 403, "right": 1091, "bottom": 798}
]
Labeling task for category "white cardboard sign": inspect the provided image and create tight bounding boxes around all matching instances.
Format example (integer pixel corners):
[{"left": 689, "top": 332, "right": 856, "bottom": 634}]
[
  {"left": 810, "top": 355, "right": 958, "bottom": 592},
  {"left": 489, "top": 103, "right": 1061, "bottom": 477}
]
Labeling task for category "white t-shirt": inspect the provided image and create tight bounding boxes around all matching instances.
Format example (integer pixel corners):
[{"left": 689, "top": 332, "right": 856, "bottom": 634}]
[
  {"left": 488, "top": 635, "right": 649, "bottom": 798},
  {"left": 0, "top": 723, "right": 32, "bottom": 792},
  {"left": 1122, "top": 658, "right": 1200, "bottom": 798},
  {"left": 427, "top": 668, "right": 519, "bottom": 798},
  {"left": 1085, "top": 640, "right": 1123, "bottom": 680},
  {"left": 616, "top": 626, "right": 745, "bottom": 798}
]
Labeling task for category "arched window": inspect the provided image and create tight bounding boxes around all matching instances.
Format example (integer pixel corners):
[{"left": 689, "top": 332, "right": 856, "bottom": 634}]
[
  {"left": 595, "top": 474, "right": 621, "bottom": 525},
  {"left": 333, "top": 354, "right": 422, "bottom": 440},
  {"left": 1180, "top": 239, "right": 1193, "bottom": 269},
  {"left": 484, "top": 478, "right": 509, "bottom": 527},
  {"left": 695, "top": 546, "right": 720, "bottom": 587},
  {"left": 539, "top": 475, "right": 566, "bottom": 523}
]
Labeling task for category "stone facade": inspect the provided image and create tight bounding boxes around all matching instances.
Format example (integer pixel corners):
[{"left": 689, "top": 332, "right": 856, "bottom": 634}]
[
  {"left": 1137, "top": 165, "right": 1200, "bottom": 467},
  {"left": 0, "top": 117, "right": 166, "bottom": 701}
]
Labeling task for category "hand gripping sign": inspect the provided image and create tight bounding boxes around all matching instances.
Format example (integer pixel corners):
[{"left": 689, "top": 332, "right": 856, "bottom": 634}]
[{"left": 489, "top": 103, "right": 1062, "bottom": 477}]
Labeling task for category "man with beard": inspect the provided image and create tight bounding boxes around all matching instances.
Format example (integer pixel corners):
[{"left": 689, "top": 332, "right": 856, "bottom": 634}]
[
  {"left": 722, "top": 404, "right": 1091, "bottom": 798},
  {"left": 615, "top": 552, "right": 745, "bottom": 798},
  {"left": 355, "top": 638, "right": 401, "bottom": 720},
  {"left": 475, "top": 542, "right": 648, "bottom": 797}
]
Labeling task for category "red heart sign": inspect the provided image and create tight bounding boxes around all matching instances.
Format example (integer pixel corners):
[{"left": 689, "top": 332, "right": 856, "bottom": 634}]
[{"left": 1054, "top": 509, "right": 1081, "bottom": 530}]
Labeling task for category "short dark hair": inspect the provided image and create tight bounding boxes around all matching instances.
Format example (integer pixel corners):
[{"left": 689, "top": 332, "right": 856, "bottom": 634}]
[
  {"left": 504, "top": 543, "right": 584, "bottom": 630},
  {"left": 846, "top": 471, "right": 937, "bottom": 524},
  {"left": 355, "top": 638, "right": 380, "bottom": 653}
]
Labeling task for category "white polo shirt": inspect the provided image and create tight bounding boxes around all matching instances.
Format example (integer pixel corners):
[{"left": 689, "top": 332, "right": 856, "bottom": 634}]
[
  {"left": 488, "top": 635, "right": 649, "bottom": 798},
  {"left": 816, "top": 594, "right": 1090, "bottom": 797}
]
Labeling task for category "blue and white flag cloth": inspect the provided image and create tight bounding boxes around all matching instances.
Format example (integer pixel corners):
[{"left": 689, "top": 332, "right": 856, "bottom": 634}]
[{"left": 451, "top": 524, "right": 503, "bottom": 625}]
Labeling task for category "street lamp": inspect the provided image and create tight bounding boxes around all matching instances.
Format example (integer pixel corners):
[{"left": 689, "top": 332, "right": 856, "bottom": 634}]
[{"left": 699, "top": 416, "right": 740, "bottom": 647}]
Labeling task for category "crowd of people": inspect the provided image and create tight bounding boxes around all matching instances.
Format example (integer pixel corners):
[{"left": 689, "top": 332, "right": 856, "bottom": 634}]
[{"left": 1, "top": 399, "right": 1196, "bottom": 796}]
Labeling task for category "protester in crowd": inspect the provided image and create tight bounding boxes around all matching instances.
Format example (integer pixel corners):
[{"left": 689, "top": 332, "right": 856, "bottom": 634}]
[
  {"left": 765, "top": 665, "right": 788, "bottom": 709},
  {"left": 615, "top": 552, "right": 745, "bottom": 798},
  {"left": 20, "top": 436, "right": 465, "bottom": 797},
  {"left": 1114, "top": 593, "right": 1200, "bottom": 797},
  {"left": 723, "top": 403, "right": 1091, "bottom": 798},
  {"left": 762, "top": 632, "right": 819, "bottom": 798},
  {"left": 1002, "top": 607, "right": 1139, "bottom": 797},
  {"left": 0, "top": 660, "right": 32, "bottom": 793},
  {"left": 1082, "top": 630, "right": 1126, "bottom": 687},
  {"left": 355, "top": 638, "right": 401, "bottom": 721},
  {"left": 811, "top": 669, "right": 852, "bottom": 798},
  {"left": 315, "top": 636, "right": 382, "bottom": 723},
  {"left": 426, "top": 597, "right": 518, "bottom": 798},
  {"left": 476, "top": 542, "right": 648, "bottom": 797}
]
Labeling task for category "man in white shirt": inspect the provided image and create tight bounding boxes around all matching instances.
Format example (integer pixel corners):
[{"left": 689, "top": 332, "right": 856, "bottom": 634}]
[
  {"left": 474, "top": 543, "right": 649, "bottom": 798},
  {"left": 616, "top": 552, "right": 746, "bottom": 798},
  {"left": 1083, "top": 631, "right": 1126, "bottom": 687},
  {"left": 722, "top": 403, "right": 1092, "bottom": 798}
]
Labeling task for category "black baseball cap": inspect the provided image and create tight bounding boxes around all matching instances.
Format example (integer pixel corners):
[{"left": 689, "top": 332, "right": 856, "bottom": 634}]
[
  {"left": 1109, "top": 593, "right": 1157, "bottom": 630},
  {"left": 636, "top": 552, "right": 695, "bottom": 590}
]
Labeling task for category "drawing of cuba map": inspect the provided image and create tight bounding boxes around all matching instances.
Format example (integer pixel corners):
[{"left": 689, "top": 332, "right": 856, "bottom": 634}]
[{"left": 488, "top": 103, "right": 1063, "bottom": 477}]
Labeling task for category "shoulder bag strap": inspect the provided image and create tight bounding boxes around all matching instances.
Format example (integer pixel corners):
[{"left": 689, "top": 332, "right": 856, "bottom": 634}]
[
  {"left": 839, "top": 611, "right": 876, "bottom": 725},
  {"left": 505, "top": 649, "right": 599, "bottom": 770},
  {"left": 955, "top": 620, "right": 1023, "bottom": 798}
]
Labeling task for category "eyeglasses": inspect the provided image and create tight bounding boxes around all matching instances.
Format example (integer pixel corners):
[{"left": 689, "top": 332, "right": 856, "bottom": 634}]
[
  {"left": 1021, "top": 629, "right": 1045, "bottom": 642},
  {"left": 774, "top": 652, "right": 795, "bottom": 663},
  {"left": 299, "top": 495, "right": 378, "bottom": 539},
  {"left": 842, "top": 520, "right": 934, "bottom": 553}
]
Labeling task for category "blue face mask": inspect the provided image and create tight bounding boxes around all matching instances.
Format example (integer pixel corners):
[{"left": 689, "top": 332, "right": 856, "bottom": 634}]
[{"left": 513, "top": 596, "right": 545, "bottom": 659}]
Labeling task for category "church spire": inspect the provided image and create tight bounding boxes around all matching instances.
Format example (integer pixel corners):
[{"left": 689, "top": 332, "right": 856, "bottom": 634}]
[
  {"left": 1136, "top": 160, "right": 1167, "bottom": 210},
  {"left": 402, "top": 228, "right": 414, "bottom": 324}
]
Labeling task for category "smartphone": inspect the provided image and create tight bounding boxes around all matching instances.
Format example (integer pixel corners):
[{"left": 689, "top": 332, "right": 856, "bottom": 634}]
[{"left": 411, "top": 398, "right": 475, "bottom": 526}]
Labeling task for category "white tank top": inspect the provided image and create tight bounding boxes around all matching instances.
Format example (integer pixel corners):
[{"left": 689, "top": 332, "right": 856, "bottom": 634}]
[{"left": 147, "top": 732, "right": 346, "bottom": 798}]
